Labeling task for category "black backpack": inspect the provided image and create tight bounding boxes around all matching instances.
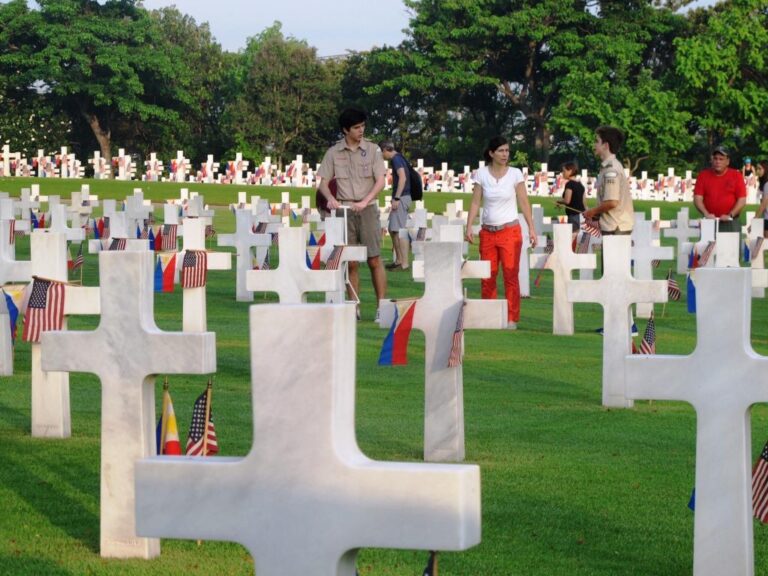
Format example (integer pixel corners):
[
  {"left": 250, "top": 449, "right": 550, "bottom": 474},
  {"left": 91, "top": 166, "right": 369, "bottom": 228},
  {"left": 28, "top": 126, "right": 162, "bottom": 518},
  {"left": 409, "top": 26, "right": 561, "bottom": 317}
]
[{"left": 402, "top": 155, "right": 423, "bottom": 201}]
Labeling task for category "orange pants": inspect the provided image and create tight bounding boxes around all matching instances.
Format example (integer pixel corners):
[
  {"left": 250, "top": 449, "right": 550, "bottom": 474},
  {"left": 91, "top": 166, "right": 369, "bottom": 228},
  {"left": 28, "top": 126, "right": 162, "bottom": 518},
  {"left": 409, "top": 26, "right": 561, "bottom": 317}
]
[{"left": 479, "top": 224, "right": 523, "bottom": 322}]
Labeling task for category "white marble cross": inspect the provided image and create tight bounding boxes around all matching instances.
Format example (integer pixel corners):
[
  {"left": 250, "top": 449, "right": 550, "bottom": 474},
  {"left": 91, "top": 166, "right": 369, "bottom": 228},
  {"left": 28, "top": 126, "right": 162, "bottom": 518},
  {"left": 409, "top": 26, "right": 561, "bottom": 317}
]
[
  {"left": 0, "top": 219, "right": 32, "bottom": 285},
  {"left": 41, "top": 251, "right": 216, "bottom": 558},
  {"left": 412, "top": 225, "right": 477, "bottom": 282},
  {"left": 567, "top": 236, "right": 667, "bottom": 407},
  {"left": 378, "top": 241, "right": 506, "bottom": 462},
  {"left": 246, "top": 226, "right": 343, "bottom": 303},
  {"left": 180, "top": 218, "right": 231, "bottom": 332},
  {"left": 29, "top": 232, "right": 99, "bottom": 438},
  {"left": 530, "top": 223, "right": 596, "bottom": 335},
  {"left": 15, "top": 188, "right": 39, "bottom": 220},
  {"left": 631, "top": 218, "right": 673, "bottom": 319},
  {"left": 626, "top": 268, "right": 767, "bottom": 576},
  {"left": 663, "top": 208, "right": 700, "bottom": 274},
  {"left": 48, "top": 204, "right": 85, "bottom": 242},
  {"left": 714, "top": 232, "right": 741, "bottom": 268},
  {"left": 218, "top": 210, "right": 273, "bottom": 301},
  {"left": 136, "top": 303, "right": 481, "bottom": 576}
]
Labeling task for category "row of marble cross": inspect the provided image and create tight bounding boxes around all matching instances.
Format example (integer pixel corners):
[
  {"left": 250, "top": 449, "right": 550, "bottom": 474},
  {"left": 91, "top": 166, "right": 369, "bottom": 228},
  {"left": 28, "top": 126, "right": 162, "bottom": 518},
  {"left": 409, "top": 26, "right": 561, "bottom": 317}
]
[{"left": 2, "top": 185, "right": 767, "bottom": 575}]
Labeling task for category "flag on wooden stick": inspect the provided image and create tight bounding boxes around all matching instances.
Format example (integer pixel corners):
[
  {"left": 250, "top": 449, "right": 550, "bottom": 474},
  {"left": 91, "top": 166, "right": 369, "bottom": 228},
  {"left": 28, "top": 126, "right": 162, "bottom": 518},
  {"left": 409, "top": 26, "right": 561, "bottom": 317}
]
[
  {"left": 186, "top": 382, "right": 219, "bottom": 456},
  {"left": 22, "top": 277, "right": 65, "bottom": 343},
  {"left": 447, "top": 302, "right": 465, "bottom": 368}
]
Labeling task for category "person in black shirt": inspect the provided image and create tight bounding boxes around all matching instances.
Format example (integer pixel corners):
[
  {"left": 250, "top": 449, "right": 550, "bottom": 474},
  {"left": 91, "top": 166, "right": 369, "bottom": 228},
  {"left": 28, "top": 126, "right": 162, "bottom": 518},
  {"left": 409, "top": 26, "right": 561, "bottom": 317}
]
[{"left": 555, "top": 161, "right": 586, "bottom": 241}]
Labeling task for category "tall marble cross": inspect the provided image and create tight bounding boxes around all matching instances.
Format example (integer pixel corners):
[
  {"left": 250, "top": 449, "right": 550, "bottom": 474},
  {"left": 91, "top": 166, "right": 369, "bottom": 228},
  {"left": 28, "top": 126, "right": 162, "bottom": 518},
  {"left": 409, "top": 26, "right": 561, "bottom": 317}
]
[
  {"left": 29, "top": 231, "right": 100, "bottom": 438},
  {"left": 41, "top": 251, "right": 216, "bottom": 558},
  {"left": 0, "top": 219, "right": 32, "bottom": 285},
  {"left": 246, "top": 226, "right": 343, "bottom": 303},
  {"left": 180, "top": 218, "right": 231, "bottom": 332},
  {"left": 48, "top": 204, "right": 85, "bottom": 242},
  {"left": 567, "top": 236, "right": 667, "bottom": 407},
  {"left": 217, "top": 210, "right": 274, "bottom": 302},
  {"left": 378, "top": 241, "right": 506, "bottom": 462},
  {"left": 530, "top": 223, "right": 596, "bottom": 335},
  {"left": 631, "top": 218, "right": 673, "bottom": 319},
  {"left": 663, "top": 208, "right": 700, "bottom": 274},
  {"left": 136, "top": 303, "right": 481, "bottom": 576},
  {"left": 714, "top": 232, "right": 741, "bottom": 268},
  {"left": 626, "top": 268, "right": 768, "bottom": 576}
]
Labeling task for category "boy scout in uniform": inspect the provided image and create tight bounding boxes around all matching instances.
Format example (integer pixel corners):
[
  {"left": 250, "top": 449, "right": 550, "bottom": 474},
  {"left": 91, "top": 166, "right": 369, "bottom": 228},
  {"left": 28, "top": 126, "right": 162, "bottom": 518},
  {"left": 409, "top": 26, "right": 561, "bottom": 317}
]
[
  {"left": 583, "top": 125, "right": 634, "bottom": 235},
  {"left": 317, "top": 107, "right": 387, "bottom": 320}
]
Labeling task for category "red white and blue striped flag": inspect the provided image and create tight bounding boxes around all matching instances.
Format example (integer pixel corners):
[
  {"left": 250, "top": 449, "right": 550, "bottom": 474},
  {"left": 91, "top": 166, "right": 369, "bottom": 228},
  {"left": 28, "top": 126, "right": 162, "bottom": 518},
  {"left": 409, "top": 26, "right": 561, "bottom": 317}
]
[
  {"left": 181, "top": 250, "right": 208, "bottom": 288},
  {"left": 378, "top": 299, "right": 417, "bottom": 366},
  {"left": 108, "top": 238, "right": 127, "bottom": 251},
  {"left": 186, "top": 386, "right": 219, "bottom": 456},
  {"left": 447, "top": 302, "right": 466, "bottom": 367},
  {"left": 325, "top": 246, "right": 344, "bottom": 270},
  {"left": 22, "top": 277, "right": 65, "bottom": 343},
  {"left": 639, "top": 315, "right": 656, "bottom": 355},
  {"left": 667, "top": 269, "right": 681, "bottom": 301},
  {"left": 162, "top": 224, "right": 178, "bottom": 251},
  {"left": 752, "top": 440, "right": 768, "bottom": 523}
]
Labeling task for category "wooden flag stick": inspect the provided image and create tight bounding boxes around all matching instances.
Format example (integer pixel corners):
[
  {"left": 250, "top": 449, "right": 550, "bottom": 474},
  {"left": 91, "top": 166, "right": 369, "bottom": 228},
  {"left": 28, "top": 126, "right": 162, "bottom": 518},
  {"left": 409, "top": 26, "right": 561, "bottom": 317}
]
[
  {"left": 202, "top": 378, "right": 212, "bottom": 457},
  {"left": 159, "top": 377, "right": 169, "bottom": 455}
]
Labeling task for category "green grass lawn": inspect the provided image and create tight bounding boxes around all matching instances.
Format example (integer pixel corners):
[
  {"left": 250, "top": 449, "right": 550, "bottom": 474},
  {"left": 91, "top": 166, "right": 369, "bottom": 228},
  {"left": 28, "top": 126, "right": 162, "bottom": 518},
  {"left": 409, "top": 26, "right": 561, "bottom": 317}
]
[{"left": 1, "top": 177, "right": 768, "bottom": 575}]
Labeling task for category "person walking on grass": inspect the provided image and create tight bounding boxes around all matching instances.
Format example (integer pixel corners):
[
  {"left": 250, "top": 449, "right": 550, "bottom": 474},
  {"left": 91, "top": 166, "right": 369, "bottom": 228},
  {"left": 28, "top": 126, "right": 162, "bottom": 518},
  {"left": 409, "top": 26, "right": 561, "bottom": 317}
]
[
  {"left": 379, "top": 140, "right": 412, "bottom": 272},
  {"left": 464, "top": 136, "right": 537, "bottom": 330}
]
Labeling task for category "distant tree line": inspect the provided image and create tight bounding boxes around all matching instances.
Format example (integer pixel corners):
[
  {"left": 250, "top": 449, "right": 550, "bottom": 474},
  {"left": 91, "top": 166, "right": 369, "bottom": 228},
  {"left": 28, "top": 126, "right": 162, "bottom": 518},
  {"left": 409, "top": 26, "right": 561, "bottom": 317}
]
[{"left": 0, "top": 0, "right": 765, "bottom": 175}]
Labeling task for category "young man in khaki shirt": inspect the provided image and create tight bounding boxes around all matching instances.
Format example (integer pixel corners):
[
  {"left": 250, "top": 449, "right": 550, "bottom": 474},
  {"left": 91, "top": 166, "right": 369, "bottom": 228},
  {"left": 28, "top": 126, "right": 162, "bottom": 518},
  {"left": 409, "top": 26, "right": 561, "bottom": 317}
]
[
  {"left": 583, "top": 125, "right": 634, "bottom": 235},
  {"left": 317, "top": 107, "right": 387, "bottom": 319}
]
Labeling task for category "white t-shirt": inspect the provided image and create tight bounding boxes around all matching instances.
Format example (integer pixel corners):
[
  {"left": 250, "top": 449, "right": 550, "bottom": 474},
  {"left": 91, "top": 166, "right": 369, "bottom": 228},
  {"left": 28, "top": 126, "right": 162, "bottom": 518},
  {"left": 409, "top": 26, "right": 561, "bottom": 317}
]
[{"left": 471, "top": 165, "right": 523, "bottom": 226}]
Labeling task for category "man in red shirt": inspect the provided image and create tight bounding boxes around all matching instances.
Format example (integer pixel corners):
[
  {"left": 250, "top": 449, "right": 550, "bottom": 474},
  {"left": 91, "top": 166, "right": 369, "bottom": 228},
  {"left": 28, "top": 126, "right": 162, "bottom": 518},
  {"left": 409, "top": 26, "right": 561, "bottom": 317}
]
[{"left": 693, "top": 145, "right": 746, "bottom": 233}]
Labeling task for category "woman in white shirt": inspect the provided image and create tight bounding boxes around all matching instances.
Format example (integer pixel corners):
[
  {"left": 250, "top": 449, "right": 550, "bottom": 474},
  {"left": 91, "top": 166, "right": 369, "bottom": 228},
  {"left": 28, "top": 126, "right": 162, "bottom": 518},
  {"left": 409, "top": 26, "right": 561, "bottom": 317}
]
[{"left": 465, "top": 136, "right": 537, "bottom": 329}]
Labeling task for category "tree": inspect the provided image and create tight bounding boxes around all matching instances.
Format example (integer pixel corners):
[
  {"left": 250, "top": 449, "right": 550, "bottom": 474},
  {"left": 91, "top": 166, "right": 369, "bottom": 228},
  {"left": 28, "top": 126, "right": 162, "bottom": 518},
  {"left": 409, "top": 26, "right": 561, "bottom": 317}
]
[
  {"left": 223, "top": 22, "right": 340, "bottom": 167},
  {"left": 0, "top": 0, "right": 194, "bottom": 161},
  {"left": 550, "top": 3, "right": 694, "bottom": 173},
  {"left": 674, "top": 0, "right": 768, "bottom": 156},
  {"left": 146, "top": 7, "right": 230, "bottom": 163}
]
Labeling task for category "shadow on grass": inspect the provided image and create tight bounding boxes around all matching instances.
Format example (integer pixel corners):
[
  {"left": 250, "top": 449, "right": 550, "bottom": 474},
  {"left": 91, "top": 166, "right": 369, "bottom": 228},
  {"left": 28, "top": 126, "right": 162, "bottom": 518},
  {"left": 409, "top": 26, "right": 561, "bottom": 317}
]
[
  {"left": 0, "top": 397, "right": 31, "bottom": 435},
  {"left": 0, "top": 554, "right": 73, "bottom": 575},
  {"left": 4, "top": 439, "right": 100, "bottom": 554}
]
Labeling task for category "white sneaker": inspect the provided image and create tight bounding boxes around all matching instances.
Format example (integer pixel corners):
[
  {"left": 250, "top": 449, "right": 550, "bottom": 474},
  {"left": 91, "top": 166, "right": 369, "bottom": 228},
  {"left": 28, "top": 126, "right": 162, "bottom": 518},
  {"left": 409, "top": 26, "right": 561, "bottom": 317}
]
[
  {"left": 374, "top": 308, "right": 380, "bottom": 323},
  {"left": 506, "top": 321, "right": 517, "bottom": 330}
]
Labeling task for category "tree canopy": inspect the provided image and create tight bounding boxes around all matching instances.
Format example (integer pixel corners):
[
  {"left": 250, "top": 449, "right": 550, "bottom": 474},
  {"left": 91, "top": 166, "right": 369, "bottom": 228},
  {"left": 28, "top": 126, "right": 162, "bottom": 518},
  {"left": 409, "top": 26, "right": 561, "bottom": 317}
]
[{"left": 0, "top": 0, "right": 765, "bottom": 174}]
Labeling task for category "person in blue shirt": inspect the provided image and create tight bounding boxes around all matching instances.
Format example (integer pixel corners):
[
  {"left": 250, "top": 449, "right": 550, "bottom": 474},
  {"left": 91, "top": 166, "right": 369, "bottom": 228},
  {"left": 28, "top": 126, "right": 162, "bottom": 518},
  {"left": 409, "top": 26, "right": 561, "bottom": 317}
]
[{"left": 379, "top": 141, "right": 412, "bottom": 271}]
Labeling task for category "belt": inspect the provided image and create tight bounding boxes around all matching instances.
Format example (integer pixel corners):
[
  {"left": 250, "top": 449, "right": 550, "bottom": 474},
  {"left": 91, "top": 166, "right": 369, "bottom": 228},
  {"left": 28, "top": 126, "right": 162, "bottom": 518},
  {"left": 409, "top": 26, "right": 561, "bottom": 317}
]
[{"left": 481, "top": 220, "right": 519, "bottom": 232}]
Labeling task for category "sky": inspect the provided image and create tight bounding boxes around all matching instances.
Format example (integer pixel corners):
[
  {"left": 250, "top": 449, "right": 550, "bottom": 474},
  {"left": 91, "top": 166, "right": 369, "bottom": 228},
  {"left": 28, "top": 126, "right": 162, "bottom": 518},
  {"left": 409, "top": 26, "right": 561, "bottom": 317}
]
[
  {"left": 138, "top": 1, "right": 719, "bottom": 56},
  {"left": 141, "top": 0, "right": 412, "bottom": 56}
]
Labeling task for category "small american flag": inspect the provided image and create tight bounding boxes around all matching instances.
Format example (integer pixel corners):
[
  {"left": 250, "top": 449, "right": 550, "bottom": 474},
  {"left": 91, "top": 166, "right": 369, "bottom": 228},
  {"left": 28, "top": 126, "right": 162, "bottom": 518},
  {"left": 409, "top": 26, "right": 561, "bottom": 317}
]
[
  {"left": 181, "top": 250, "right": 208, "bottom": 288},
  {"left": 325, "top": 246, "right": 344, "bottom": 270},
  {"left": 140, "top": 226, "right": 149, "bottom": 240},
  {"left": 447, "top": 302, "right": 465, "bottom": 368},
  {"left": 753, "top": 440, "right": 768, "bottom": 523},
  {"left": 667, "top": 270, "right": 681, "bottom": 301},
  {"left": 575, "top": 232, "right": 590, "bottom": 254},
  {"left": 698, "top": 241, "right": 716, "bottom": 267},
  {"left": 162, "top": 224, "right": 177, "bottom": 251},
  {"left": 70, "top": 243, "right": 84, "bottom": 271},
  {"left": 8, "top": 219, "right": 15, "bottom": 245},
  {"left": 186, "top": 386, "right": 219, "bottom": 456},
  {"left": 639, "top": 315, "right": 656, "bottom": 355},
  {"left": 544, "top": 235, "right": 554, "bottom": 254},
  {"left": 280, "top": 202, "right": 290, "bottom": 218},
  {"left": 581, "top": 218, "right": 602, "bottom": 238},
  {"left": 651, "top": 259, "right": 661, "bottom": 268},
  {"left": 253, "top": 222, "right": 268, "bottom": 234},
  {"left": 102, "top": 217, "right": 110, "bottom": 239},
  {"left": 416, "top": 227, "right": 427, "bottom": 241},
  {"left": 205, "top": 224, "right": 216, "bottom": 239},
  {"left": 108, "top": 238, "right": 127, "bottom": 251},
  {"left": 22, "top": 277, "right": 65, "bottom": 343}
]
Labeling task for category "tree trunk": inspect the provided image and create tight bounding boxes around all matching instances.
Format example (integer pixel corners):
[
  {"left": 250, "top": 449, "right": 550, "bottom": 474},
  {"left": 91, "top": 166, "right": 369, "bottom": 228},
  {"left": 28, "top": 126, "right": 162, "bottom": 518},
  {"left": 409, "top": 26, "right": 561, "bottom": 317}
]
[
  {"left": 82, "top": 111, "right": 111, "bottom": 164},
  {"left": 534, "top": 122, "right": 551, "bottom": 163}
]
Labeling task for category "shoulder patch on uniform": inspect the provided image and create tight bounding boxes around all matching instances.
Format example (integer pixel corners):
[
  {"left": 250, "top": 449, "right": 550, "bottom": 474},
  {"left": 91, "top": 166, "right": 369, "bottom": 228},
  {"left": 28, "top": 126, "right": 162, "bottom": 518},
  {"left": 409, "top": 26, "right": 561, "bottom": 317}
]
[{"left": 604, "top": 170, "right": 619, "bottom": 178}]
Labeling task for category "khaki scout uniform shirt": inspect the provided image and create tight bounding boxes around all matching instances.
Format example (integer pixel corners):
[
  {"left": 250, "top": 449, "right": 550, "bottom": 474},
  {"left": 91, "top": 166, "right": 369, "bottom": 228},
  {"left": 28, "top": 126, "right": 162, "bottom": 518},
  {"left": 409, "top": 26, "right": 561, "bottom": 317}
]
[
  {"left": 317, "top": 138, "right": 386, "bottom": 202},
  {"left": 596, "top": 155, "right": 634, "bottom": 232}
]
